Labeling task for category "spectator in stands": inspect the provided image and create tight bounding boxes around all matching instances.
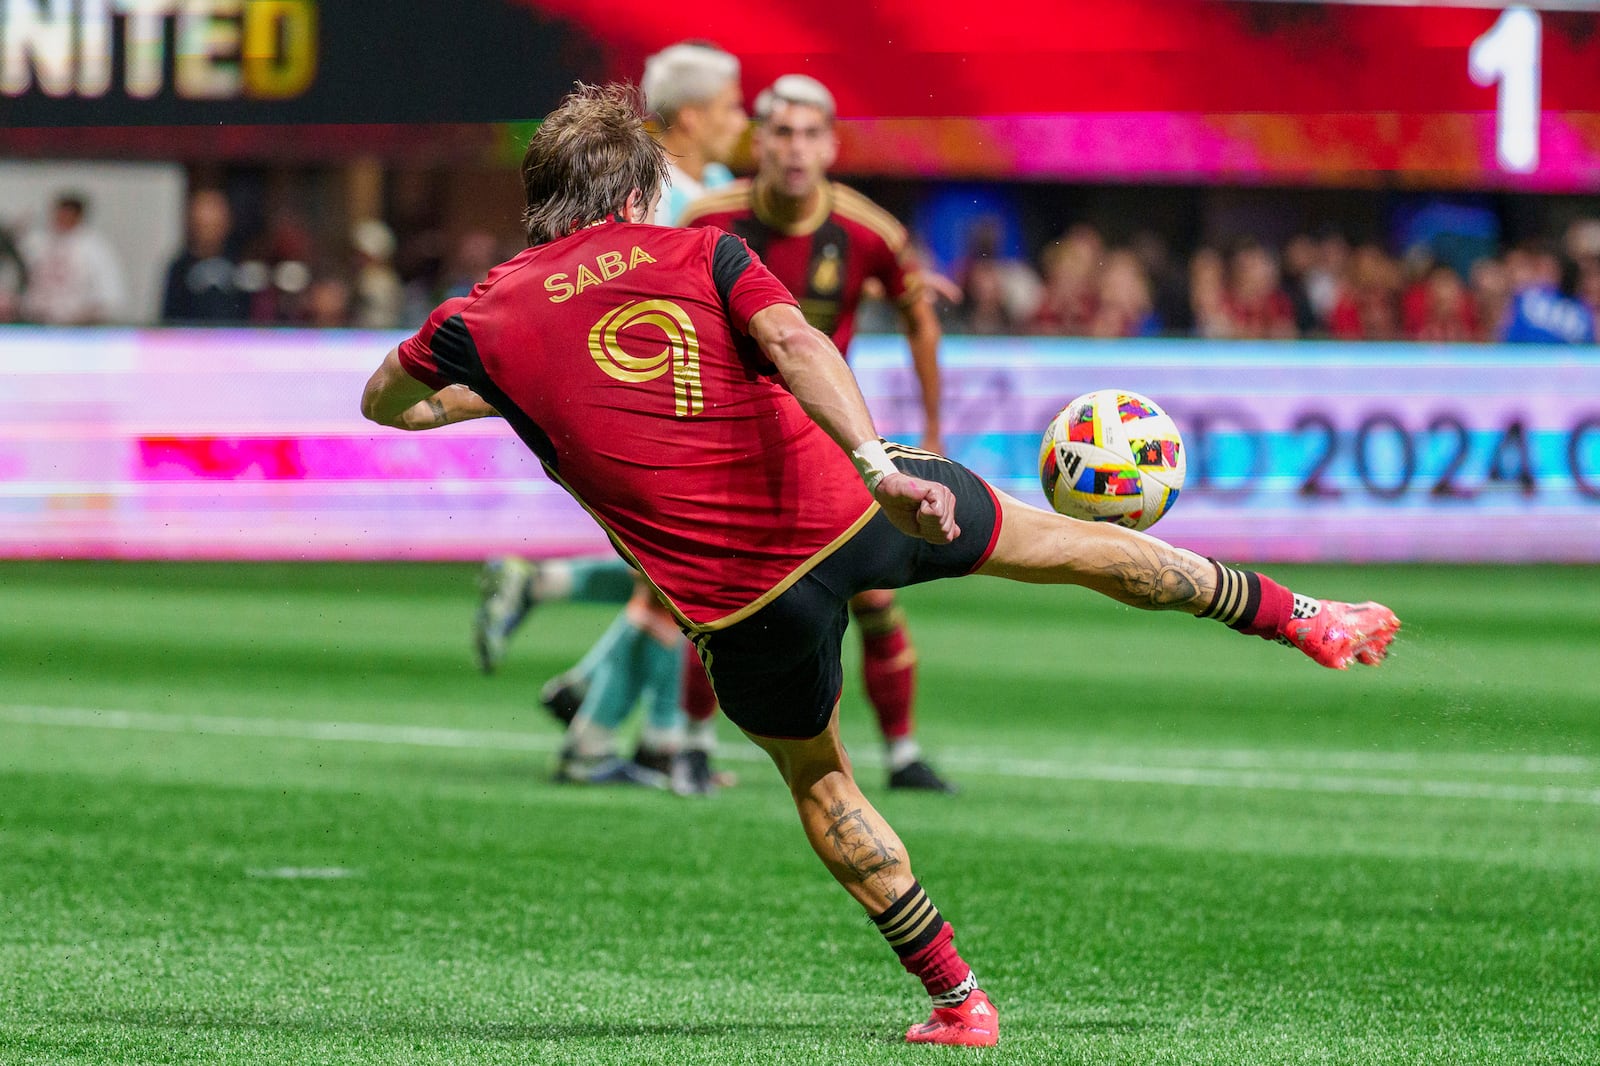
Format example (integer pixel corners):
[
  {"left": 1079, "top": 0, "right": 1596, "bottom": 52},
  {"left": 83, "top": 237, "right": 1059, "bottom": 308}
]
[
  {"left": 441, "top": 230, "right": 502, "bottom": 300},
  {"left": 1407, "top": 264, "right": 1477, "bottom": 343},
  {"left": 1397, "top": 243, "right": 1437, "bottom": 338},
  {"left": 303, "top": 273, "right": 353, "bottom": 328},
  {"left": 1563, "top": 217, "right": 1600, "bottom": 268},
  {"left": 1088, "top": 249, "right": 1159, "bottom": 338},
  {"left": 350, "top": 219, "right": 405, "bottom": 329},
  {"left": 954, "top": 216, "right": 1042, "bottom": 331},
  {"left": 0, "top": 223, "right": 26, "bottom": 322},
  {"left": 161, "top": 189, "right": 248, "bottom": 325},
  {"left": 1130, "top": 230, "right": 1189, "bottom": 336},
  {"left": 1303, "top": 231, "right": 1349, "bottom": 326},
  {"left": 1189, "top": 247, "right": 1232, "bottom": 339},
  {"left": 1500, "top": 243, "right": 1594, "bottom": 344},
  {"left": 952, "top": 256, "right": 1018, "bottom": 335},
  {"left": 1328, "top": 244, "right": 1401, "bottom": 341},
  {"left": 1280, "top": 234, "right": 1322, "bottom": 335},
  {"left": 1468, "top": 257, "right": 1511, "bottom": 341},
  {"left": 242, "top": 208, "right": 317, "bottom": 325},
  {"left": 1030, "top": 223, "right": 1101, "bottom": 335},
  {"left": 1576, "top": 259, "right": 1600, "bottom": 325},
  {"left": 1224, "top": 240, "right": 1296, "bottom": 339},
  {"left": 19, "top": 192, "right": 127, "bottom": 325}
]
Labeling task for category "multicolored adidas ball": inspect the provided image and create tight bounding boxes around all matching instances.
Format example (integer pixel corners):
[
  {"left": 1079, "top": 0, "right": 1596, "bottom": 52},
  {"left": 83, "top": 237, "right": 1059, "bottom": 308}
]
[{"left": 1038, "top": 389, "right": 1186, "bottom": 531}]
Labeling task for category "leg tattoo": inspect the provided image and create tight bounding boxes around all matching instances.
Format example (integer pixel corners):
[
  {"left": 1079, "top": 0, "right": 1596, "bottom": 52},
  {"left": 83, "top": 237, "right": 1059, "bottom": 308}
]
[
  {"left": 824, "top": 801, "right": 902, "bottom": 887},
  {"left": 1101, "top": 540, "right": 1210, "bottom": 609}
]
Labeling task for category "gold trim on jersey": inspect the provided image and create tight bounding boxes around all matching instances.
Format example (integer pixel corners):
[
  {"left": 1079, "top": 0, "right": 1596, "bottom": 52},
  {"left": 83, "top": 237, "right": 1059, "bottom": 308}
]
[
  {"left": 678, "top": 181, "right": 751, "bottom": 227},
  {"left": 751, "top": 179, "right": 834, "bottom": 237},
  {"left": 829, "top": 183, "right": 909, "bottom": 253},
  {"left": 545, "top": 456, "right": 880, "bottom": 636},
  {"left": 689, "top": 502, "right": 880, "bottom": 633},
  {"left": 828, "top": 183, "right": 923, "bottom": 306},
  {"left": 681, "top": 179, "right": 913, "bottom": 266}
]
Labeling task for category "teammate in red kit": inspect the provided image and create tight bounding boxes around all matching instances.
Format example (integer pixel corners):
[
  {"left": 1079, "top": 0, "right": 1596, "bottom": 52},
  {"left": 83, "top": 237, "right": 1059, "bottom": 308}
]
[
  {"left": 362, "top": 84, "right": 1399, "bottom": 1048},
  {"left": 678, "top": 74, "right": 953, "bottom": 792}
]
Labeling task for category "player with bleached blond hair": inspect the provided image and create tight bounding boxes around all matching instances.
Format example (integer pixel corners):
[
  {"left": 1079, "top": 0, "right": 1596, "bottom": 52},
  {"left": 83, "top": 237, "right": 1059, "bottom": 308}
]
[
  {"left": 364, "top": 82, "right": 1399, "bottom": 1047},
  {"left": 641, "top": 41, "right": 747, "bottom": 226}
]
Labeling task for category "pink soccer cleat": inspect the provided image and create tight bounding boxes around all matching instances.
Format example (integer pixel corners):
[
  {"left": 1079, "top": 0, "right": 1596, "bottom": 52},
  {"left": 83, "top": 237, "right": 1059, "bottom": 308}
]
[
  {"left": 1284, "top": 600, "right": 1401, "bottom": 669},
  {"left": 905, "top": 989, "right": 999, "bottom": 1047}
]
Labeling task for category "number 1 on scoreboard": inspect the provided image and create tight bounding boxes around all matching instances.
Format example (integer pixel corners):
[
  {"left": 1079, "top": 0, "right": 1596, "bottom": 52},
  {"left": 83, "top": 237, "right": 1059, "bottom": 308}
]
[{"left": 1469, "top": 5, "right": 1542, "bottom": 175}]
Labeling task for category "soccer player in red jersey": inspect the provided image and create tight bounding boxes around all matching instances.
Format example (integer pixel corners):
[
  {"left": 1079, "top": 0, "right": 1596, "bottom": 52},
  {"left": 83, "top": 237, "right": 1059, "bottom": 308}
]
[
  {"left": 678, "top": 74, "right": 952, "bottom": 793},
  {"left": 362, "top": 84, "right": 1399, "bottom": 1048},
  {"left": 472, "top": 42, "right": 751, "bottom": 791}
]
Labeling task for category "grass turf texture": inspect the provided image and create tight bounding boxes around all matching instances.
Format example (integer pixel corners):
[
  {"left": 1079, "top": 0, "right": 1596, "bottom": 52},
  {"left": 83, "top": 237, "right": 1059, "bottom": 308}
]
[{"left": 1, "top": 561, "right": 1597, "bottom": 1065}]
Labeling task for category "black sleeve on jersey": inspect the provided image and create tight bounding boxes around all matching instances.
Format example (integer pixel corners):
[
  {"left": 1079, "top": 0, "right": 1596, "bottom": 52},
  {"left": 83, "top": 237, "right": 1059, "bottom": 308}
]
[
  {"left": 427, "top": 314, "right": 480, "bottom": 388},
  {"left": 711, "top": 232, "right": 753, "bottom": 313}
]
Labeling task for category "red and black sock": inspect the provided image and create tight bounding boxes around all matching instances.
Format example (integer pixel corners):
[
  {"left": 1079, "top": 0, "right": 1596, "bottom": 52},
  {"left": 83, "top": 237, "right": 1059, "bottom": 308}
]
[
  {"left": 872, "top": 881, "right": 978, "bottom": 1005},
  {"left": 856, "top": 604, "right": 916, "bottom": 741},
  {"left": 1198, "top": 560, "right": 1300, "bottom": 640}
]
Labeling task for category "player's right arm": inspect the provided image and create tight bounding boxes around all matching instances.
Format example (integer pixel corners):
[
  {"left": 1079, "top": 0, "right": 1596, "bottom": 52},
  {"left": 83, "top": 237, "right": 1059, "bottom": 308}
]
[{"left": 713, "top": 229, "right": 958, "bottom": 544}]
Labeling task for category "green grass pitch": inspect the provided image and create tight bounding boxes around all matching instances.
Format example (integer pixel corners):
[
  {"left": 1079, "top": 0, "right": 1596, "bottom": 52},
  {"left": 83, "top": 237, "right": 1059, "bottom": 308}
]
[{"left": 2, "top": 561, "right": 1598, "bottom": 1065}]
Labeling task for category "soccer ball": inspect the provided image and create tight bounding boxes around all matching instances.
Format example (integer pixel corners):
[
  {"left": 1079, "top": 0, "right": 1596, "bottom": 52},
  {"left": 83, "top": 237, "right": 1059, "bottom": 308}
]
[{"left": 1038, "top": 389, "right": 1186, "bottom": 531}]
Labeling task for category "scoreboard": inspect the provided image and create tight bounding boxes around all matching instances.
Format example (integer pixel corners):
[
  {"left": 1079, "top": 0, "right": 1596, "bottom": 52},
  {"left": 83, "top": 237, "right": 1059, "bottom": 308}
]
[{"left": 4, "top": 1, "right": 1599, "bottom": 187}]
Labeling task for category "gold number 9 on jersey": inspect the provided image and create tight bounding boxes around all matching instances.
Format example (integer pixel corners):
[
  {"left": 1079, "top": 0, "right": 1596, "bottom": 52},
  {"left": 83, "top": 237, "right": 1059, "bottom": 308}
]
[{"left": 588, "top": 299, "right": 703, "bottom": 417}]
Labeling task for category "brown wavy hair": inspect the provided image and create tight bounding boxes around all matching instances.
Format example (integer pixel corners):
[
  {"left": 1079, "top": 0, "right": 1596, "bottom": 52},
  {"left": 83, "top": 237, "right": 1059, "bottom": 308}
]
[{"left": 520, "top": 83, "right": 668, "bottom": 246}]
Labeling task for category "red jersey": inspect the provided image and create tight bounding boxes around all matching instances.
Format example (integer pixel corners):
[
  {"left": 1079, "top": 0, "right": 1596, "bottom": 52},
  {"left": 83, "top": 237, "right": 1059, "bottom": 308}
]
[
  {"left": 680, "top": 179, "right": 924, "bottom": 357},
  {"left": 398, "top": 222, "right": 877, "bottom": 630}
]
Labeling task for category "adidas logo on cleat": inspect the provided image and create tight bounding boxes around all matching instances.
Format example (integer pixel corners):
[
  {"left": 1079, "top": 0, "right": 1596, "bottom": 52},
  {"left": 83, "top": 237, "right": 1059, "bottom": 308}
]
[{"left": 1289, "top": 593, "right": 1322, "bottom": 620}]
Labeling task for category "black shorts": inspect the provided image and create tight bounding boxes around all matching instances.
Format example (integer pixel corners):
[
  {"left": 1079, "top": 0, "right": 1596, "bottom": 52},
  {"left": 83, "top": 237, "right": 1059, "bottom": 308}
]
[{"left": 695, "top": 446, "right": 1003, "bottom": 740}]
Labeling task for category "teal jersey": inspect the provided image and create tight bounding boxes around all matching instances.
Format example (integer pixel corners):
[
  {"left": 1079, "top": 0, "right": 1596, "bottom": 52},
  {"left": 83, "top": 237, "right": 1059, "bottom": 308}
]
[{"left": 656, "top": 162, "right": 735, "bottom": 227}]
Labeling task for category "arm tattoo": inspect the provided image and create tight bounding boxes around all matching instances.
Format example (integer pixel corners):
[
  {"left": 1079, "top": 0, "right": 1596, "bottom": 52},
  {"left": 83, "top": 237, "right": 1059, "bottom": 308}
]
[
  {"left": 424, "top": 396, "right": 448, "bottom": 426},
  {"left": 823, "top": 807, "right": 902, "bottom": 884},
  {"left": 1103, "top": 541, "right": 1209, "bottom": 609}
]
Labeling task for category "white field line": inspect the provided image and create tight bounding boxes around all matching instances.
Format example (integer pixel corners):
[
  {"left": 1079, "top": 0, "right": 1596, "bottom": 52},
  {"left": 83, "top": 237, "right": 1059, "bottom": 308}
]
[
  {"left": 4, "top": 704, "right": 1599, "bottom": 808},
  {"left": 244, "top": 866, "right": 361, "bottom": 880}
]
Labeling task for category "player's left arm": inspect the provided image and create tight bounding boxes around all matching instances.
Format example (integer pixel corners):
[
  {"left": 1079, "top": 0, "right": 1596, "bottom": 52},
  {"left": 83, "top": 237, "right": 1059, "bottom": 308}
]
[
  {"left": 899, "top": 296, "right": 944, "bottom": 455},
  {"left": 361, "top": 348, "right": 498, "bottom": 430},
  {"left": 871, "top": 219, "right": 944, "bottom": 455}
]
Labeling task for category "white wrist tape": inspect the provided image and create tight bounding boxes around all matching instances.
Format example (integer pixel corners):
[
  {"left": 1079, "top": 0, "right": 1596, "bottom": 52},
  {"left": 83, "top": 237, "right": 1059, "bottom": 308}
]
[{"left": 851, "top": 439, "right": 899, "bottom": 493}]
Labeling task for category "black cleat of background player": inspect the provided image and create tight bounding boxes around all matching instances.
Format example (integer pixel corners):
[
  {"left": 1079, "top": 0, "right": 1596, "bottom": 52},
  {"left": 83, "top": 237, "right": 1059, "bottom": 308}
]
[
  {"left": 888, "top": 759, "right": 958, "bottom": 794},
  {"left": 539, "top": 675, "right": 587, "bottom": 725}
]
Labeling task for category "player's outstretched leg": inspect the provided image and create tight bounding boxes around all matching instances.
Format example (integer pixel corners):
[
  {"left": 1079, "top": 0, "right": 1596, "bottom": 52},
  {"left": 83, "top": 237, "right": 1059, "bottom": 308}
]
[
  {"left": 849, "top": 590, "right": 956, "bottom": 793},
  {"left": 743, "top": 708, "right": 997, "bottom": 1047},
  {"left": 977, "top": 492, "right": 1399, "bottom": 669}
]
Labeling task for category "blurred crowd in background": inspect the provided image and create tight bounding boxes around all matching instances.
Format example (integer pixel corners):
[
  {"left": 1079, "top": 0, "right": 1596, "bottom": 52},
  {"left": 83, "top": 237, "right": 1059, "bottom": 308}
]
[
  {"left": 3, "top": 167, "right": 1597, "bottom": 345},
  {"left": 932, "top": 216, "right": 1600, "bottom": 344}
]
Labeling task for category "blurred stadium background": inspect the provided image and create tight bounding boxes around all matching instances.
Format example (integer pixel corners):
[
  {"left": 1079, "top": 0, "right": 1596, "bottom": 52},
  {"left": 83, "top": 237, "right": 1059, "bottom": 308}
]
[{"left": 3, "top": 1, "right": 1598, "bottom": 1063}]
